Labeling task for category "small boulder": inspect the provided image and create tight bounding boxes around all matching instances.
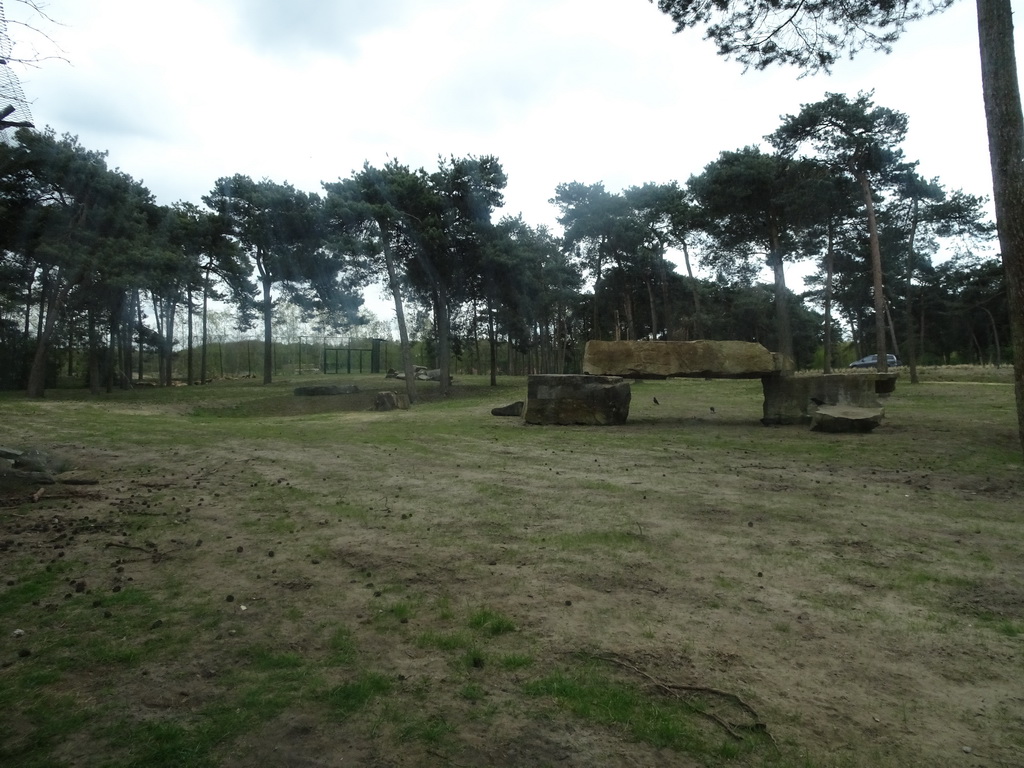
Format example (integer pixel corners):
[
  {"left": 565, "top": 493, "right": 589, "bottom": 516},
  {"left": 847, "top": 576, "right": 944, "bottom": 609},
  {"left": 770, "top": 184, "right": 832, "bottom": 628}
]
[
  {"left": 55, "top": 471, "right": 100, "bottom": 485},
  {"left": 491, "top": 401, "right": 525, "bottom": 417},
  {"left": 0, "top": 446, "right": 23, "bottom": 462},
  {"left": 386, "top": 365, "right": 428, "bottom": 380}
]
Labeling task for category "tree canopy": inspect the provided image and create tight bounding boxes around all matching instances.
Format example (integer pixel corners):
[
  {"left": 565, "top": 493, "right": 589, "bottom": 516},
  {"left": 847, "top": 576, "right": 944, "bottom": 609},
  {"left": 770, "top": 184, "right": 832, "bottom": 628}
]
[{"left": 650, "top": 0, "right": 955, "bottom": 72}]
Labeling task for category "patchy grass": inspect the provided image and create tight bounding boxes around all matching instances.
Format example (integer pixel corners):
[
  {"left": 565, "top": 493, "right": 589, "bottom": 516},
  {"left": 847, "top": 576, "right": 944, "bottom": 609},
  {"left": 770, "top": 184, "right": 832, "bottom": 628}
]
[{"left": 0, "top": 371, "right": 1022, "bottom": 767}]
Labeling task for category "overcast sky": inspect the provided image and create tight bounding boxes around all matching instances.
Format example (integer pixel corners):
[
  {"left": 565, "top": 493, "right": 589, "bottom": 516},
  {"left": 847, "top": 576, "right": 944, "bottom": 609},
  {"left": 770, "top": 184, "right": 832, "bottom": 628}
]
[{"left": 6, "top": 0, "right": 1018, "bottom": 316}]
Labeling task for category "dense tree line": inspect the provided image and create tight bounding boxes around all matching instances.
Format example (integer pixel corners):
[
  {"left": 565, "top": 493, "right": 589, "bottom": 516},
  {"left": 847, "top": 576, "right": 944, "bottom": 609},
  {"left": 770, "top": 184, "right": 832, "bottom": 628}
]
[{"left": 0, "top": 99, "right": 1002, "bottom": 400}]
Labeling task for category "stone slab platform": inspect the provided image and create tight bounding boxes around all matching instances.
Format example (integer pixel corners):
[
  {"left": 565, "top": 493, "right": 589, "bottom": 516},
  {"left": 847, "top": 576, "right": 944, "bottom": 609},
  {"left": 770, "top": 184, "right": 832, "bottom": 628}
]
[{"left": 583, "top": 340, "right": 783, "bottom": 379}]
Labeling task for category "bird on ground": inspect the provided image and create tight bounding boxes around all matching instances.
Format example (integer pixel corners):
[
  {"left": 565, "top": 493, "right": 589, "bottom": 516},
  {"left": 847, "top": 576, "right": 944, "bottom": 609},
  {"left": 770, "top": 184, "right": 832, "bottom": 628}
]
[
  {"left": 652, "top": 397, "right": 660, "bottom": 405},
  {"left": 709, "top": 406, "right": 716, "bottom": 414}
]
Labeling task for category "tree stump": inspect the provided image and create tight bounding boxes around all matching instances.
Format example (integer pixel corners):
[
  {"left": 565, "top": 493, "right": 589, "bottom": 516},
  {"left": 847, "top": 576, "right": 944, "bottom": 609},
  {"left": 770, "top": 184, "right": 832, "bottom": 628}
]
[{"left": 374, "top": 391, "right": 410, "bottom": 411}]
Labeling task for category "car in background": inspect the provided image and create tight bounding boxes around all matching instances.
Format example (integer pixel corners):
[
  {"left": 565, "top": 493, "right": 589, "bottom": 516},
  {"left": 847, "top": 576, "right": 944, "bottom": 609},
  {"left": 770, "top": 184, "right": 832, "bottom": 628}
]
[{"left": 849, "top": 354, "right": 900, "bottom": 368}]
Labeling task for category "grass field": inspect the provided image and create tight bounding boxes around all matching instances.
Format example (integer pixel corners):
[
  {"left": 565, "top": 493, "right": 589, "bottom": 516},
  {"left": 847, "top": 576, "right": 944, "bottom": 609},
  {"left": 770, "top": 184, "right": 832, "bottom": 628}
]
[{"left": 1, "top": 367, "right": 1022, "bottom": 767}]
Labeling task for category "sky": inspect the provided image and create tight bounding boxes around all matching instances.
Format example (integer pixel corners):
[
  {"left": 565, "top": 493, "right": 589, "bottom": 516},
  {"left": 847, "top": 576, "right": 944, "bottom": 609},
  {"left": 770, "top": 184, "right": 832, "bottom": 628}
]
[{"left": 5, "top": 0, "right": 1018, "bottom": 319}]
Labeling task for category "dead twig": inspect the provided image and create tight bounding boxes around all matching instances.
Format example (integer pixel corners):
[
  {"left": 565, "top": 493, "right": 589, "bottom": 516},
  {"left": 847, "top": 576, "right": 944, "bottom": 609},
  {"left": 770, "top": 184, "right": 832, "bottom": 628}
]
[
  {"left": 105, "top": 542, "right": 154, "bottom": 554},
  {"left": 592, "top": 653, "right": 777, "bottom": 748},
  {"left": 104, "top": 542, "right": 173, "bottom": 563},
  {"left": 1, "top": 490, "right": 102, "bottom": 508}
]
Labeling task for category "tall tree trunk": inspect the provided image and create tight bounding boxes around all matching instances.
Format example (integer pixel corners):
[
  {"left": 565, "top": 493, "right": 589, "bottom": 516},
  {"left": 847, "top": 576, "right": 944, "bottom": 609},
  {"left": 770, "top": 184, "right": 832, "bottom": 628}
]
[
  {"left": 979, "top": 305, "right": 1002, "bottom": 366},
  {"left": 768, "top": 225, "right": 795, "bottom": 370},
  {"left": 655, "top": 255, "right": 672, "bottom": 339},
  {"left": 680, "top": 239, "right": 703, "bottom": 338},
  {"left": 105, "top": 310, "right": 116, "bottom": 394},
  {"left": 87, "top": 310, "right": 101, "bottom": 395},
  {"left": 67, "top": 317, "right": 75, "bottom": 378},
  {"left": 136, "top": 290, "right": 145, "bottom": 382},
  {"left": 858, "top": 171, "right": 889, "bottom": 373},
  {"left": 163, "top": 298, "right": 176, "bottom": 387},
  {"left": 556, "top": 308, "right": 568, "bottom": 374},
  {"left": 35, "top": 269, "right": 48, "bottom": 341},
  {"left": 379, "top": 226, "right": 417, "bottom": 403},
  {"left": 23, "top": 265, "right": 36, "bottom": 339},
  {"left": 435, "top": 284, "right": 452, "bottom": 396},
  {"left": 26, "top": 272, "right": 73, "bottom": 398},
  {"left": 977, "top": 0, "right": 1024, "bottom": 455},
  {"left": 151, "top": 294, "right": 165, "bottom": 384},
  {"left": 904, "top": 198, "right": 921, "bottom": 384},
  {"left": 120, "top": 295, "right": 133, "bottom": 389},
  {"left": 645, "top": 276, "right": 658, "bottom": 338},
  {"left": 623, "top": 289, "right": 636, "bottom": 341},
  {"left": 261, "top": 275, "right": 273, "bottom": 385},
  {"left": 591, "top": 275, "right": 602, "bottom": 339},
  {"left": 487, "top": 303, "right": 498, "bottom": 385},
  {"left": 409, "top": 244, "right": 452, "bottom": 396},
  {"left": 201, "top": 272, "right": 210, "bottom": 384},
  {"left": 823, "top": 217, "right": 835, "bottom": 374},
  {"left": 884, "top": 295, "right": 900, "bottom": 359},
  {"left": 186, "top": 286, "right": 194, "bottom": 385}
]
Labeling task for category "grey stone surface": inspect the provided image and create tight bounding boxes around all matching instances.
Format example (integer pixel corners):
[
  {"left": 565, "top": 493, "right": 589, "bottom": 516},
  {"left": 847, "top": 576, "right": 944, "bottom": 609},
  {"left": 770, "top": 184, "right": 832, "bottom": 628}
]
[
  {"left": 491, "top": 401, "right": 525, "bottom": 417},
  {"left": 761, "top": 373, "right": 898, "bottom": 425},
  {"left": 0, "top": 446, "right": 23, "bottom": 461},
  {"left": 524, "top": 375, "right": 631, "bottom": 426}
]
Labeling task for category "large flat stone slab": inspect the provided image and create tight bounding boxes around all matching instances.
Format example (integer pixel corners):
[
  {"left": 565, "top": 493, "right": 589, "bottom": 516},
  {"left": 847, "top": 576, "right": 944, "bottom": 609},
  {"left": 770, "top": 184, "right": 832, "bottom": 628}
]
[
  {"left": 811, "top": 405, "right": 885, "bottom": 433},
  {"left": 524, "top": 375, "right": 630, "bottom": 425},
  {"left": 583, "top": 340, "right": 782, "bottom": 379}
]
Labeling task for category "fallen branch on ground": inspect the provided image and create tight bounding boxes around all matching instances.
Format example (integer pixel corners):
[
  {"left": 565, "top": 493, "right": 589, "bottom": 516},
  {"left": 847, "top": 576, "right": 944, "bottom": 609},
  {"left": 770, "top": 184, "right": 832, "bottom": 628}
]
[{"left": 591, "top": 652, "right": 777, "bottom": 748}]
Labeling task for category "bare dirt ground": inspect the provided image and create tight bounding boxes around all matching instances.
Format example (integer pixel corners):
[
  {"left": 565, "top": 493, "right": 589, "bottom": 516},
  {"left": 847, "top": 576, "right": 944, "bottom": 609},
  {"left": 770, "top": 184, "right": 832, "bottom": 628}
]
[{"left": 1, "top": 374, "right": 1023, "bottom": 767}]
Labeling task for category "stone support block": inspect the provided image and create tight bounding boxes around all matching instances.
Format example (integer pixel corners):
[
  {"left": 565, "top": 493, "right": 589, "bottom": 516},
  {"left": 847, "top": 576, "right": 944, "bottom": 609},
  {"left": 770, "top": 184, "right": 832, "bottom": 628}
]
[
  {"left": 761, "top": 373, "right": 898, "bottom": 425},
  {"left": 524, "top": 375, "right": 631, "bottom": 425}
]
